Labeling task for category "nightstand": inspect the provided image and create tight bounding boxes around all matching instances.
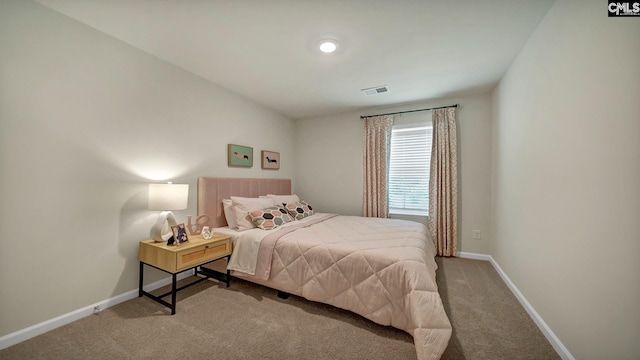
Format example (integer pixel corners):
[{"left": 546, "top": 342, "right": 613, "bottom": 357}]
[{"left": 138, "top": 233, "right": 232, "bottom": 314}]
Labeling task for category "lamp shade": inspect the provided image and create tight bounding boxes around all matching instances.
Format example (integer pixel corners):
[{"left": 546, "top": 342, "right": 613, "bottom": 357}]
[{"left": 148, "top": 183, "right": 189, "bottom": 211}]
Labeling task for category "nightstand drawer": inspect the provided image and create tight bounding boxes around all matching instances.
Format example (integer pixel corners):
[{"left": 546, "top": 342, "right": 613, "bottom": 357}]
[{"left": 176, "top": 238, "right": 231, "bottom": 271}]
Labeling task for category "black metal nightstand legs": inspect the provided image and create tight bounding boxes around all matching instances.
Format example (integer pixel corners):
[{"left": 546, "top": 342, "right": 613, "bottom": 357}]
[
  {"left": 138, "top": 256, "right": 231, "bottom": 315},
  {"left": 170, "top": 274, "right": 177, "bottom": 315},
  {"left": 138, "top": 262, "right": 144, "bottom": 297}
]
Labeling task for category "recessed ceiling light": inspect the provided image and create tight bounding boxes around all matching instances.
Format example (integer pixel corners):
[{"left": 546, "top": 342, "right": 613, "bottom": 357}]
[{"left": 319, "top": 40, "right": 338, "bottom": 53}]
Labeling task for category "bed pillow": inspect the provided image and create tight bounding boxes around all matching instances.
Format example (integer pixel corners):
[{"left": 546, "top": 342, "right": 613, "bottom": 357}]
[
  {"left": 266, "top": 194, "right": 300, "bottom": 206},
  {"left": 284, "top": 201, "right": 314, "bottom": 220},
  {"left": 249, "top": 206, "right": 294, "bottom": 230},
  {"left": 231, "top": 196, "right": 277, "bottom": 231},
  {"left": 222, "top": 199, "right": 238, "bottom": 229}
]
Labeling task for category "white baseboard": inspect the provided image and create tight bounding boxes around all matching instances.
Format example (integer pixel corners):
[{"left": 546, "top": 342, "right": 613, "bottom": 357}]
[
  {"left": 456, "top": 251, "right": 575, "bottom": 360},
  {"left": 456, "top": 251, "right": 492, "bottom": 261},
  {"left": 0, "top": 272, "right": 192, "bottom": 351}
]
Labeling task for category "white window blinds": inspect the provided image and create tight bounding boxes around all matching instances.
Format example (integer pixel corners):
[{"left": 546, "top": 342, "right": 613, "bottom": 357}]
[{"left": 388, "top": 125, "right": 432, "bottom": 215}]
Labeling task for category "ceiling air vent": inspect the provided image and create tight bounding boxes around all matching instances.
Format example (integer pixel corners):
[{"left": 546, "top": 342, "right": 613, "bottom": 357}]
[{"left": 361, "top": 86, "right": 389, "bottom": 96}]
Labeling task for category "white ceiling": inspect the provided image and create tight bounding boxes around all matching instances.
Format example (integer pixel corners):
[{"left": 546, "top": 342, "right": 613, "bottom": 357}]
[{"left": 36, "top": 0, "right": 554, "bottom": 120}]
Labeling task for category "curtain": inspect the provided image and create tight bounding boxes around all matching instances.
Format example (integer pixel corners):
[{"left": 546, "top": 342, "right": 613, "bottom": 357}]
[
  {"left": 362, "top": 115, "right": 394, "bottom": 217},
  {"left": 428, "top": 108, "right": 458, "bottom": 256}
]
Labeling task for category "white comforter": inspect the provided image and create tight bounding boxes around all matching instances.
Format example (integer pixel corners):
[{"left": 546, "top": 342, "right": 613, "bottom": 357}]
[
  {"left": 213, "top": 225, "right": 269, "bottom": 275},
  {"left": 218, "top": 214, "right": 451, "bottom": 360}
]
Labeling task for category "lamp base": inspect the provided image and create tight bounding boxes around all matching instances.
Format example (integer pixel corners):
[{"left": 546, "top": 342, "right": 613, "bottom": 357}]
[{"left": 150, "top": 211, "right": 178, "bottom": 242}]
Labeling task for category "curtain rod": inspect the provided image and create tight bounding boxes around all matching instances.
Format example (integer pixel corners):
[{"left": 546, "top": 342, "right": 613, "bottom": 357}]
[{"left": 360, "top": 104, "right": 458, "bottom": 119}]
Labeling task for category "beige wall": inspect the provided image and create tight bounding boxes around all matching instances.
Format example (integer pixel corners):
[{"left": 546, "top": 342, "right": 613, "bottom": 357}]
[
  {"left": 491, "top": 1, "right": 640, "bottom": 359},
  {"left": 295, "top": 93, "right": 493, "bottom": 254},
  {"left": 0, "top": 1, "right": 295, "bottom": 338},
  {"left": 294, "top": 110, "right": 364, "bottom": 216}
]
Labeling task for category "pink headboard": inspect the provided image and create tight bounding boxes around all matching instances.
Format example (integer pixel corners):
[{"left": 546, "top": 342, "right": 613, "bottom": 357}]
[{"left": 197, "top": 177, "right": 292, "bottom": 228}]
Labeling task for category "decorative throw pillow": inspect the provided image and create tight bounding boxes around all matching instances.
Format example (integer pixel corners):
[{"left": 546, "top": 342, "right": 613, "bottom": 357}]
[
  {"left": 250, "top": 206, "right": 293, "bottom": 230},
  {"left": 284, "top": 201, "right": 314, "bottom": 220},
  {"left": 231, "top": 196, "right": 277, "bottom": 231}
]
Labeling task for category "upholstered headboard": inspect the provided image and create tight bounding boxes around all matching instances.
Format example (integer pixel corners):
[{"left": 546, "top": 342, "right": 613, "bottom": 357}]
[{"left": 197, "top": 177, "right": 292, "bottom": 228}]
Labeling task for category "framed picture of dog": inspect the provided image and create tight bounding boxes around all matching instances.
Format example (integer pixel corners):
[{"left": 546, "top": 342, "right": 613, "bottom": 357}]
[
  {"left": 261, "top": 150, "right": 280, "bottom": 170},
  {"left": 228, "top": 144, "right": 253, "bottom": 167},
  {"left": 170, "top": 223, "right": 189, "bottom": 245}
]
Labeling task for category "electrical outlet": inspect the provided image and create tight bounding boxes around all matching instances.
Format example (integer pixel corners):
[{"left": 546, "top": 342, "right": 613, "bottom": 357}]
[
  {"left": 473, "top": 230, "right": 481, "bottom": 240},
  {"left": 93, "top": 306, "right": 101, "bottom": 314}
]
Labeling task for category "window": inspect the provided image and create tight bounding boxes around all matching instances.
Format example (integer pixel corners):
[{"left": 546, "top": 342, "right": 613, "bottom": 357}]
[{"left": 388, "top": 123, "right": 432, "bottom": 216}]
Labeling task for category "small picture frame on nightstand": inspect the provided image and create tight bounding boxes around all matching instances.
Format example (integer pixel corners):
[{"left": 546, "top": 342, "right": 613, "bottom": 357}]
[{"left": 171, "top": 223, "right": 189, "bottom": 245}]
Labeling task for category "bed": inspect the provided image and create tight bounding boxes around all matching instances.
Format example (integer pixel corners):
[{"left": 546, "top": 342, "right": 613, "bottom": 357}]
[{"left": 197, "top": 177, "right": 451, "bottom": 360}]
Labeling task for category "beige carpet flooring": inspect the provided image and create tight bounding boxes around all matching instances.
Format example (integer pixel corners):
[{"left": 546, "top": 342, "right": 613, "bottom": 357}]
[{"left": 0, "top": 257, "right": 559, "bottom": 359}]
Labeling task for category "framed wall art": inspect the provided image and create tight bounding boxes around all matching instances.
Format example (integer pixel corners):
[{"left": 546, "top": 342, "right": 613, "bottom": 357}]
[
  {"left": 261, "top": 150, "right": 280, "bottom": 170},
  {"left": 228, "top": 144, "right": 253, "bottom": 167}
]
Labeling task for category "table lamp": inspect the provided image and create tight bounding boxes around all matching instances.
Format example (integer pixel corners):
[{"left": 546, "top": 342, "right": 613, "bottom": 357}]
[{"left": 148, "top": 182, "right": 189, "bottom": 242}]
